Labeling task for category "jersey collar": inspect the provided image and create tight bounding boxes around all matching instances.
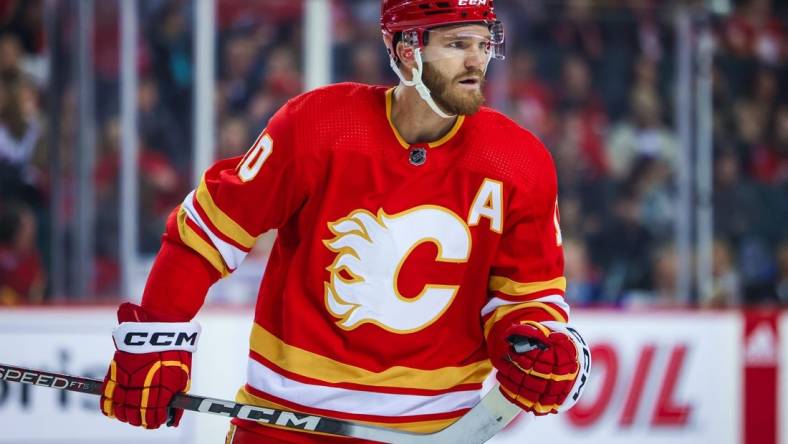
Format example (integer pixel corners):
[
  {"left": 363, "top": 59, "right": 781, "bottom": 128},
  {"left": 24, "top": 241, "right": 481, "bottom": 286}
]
[{"left": 385, "top": 88, "right": 465, "bottom": 149}]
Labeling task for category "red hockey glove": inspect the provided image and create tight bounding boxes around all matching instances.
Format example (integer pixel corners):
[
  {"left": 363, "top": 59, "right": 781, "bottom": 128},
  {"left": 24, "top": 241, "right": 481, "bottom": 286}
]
[
  {"left": 489, "top": 320, "right": 590, "bottom": 415},
  {"left": 100, "top": 303, "right": 200, "bottom": 429}
]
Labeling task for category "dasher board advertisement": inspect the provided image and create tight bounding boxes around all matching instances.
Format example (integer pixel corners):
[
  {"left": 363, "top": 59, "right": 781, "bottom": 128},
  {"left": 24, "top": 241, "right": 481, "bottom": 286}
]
[
  {"left": 0, "top": 308, "right": 186, "bottom": 444},
  {"left": 0, "top": 308, "right": 763, "bottom": 444}
]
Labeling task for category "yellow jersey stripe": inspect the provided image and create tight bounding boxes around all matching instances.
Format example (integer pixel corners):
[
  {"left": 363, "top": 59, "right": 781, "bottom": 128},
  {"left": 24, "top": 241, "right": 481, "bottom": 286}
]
[
  {"left": 488, "top": 276, "right": 567, "bottom": 297},
  {"left": 384, "top": 88, "right": 465, "bottom": 149},
  {"left": 236, "top": 387, "right": 459, "bottom": 434},
  {"left": 483, "top": 301, "right": 567, "bottom": 338},
  {"left": 385, "top": 89, "right": 408, "bottom": 149},
  {"left": 195, "top": 178, "right": 257, "bottom": 249},
  {"left": 177, "top": 207, "right": 230, "bottom": 277},
  {"left": 250, "top": 323, "right": 491, "bottom": 390},
  {"left": 428, "top": 115, "right": 465, "bottom": 148}
]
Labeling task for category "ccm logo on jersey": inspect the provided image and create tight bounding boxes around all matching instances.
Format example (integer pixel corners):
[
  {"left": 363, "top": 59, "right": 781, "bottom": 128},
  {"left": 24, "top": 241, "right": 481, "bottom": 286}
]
[
  {"left": 113, "top": 321, "right": 201, "bottom": 354},
  {"left": 458, "top": 0, "right": 488, "bottom": 5}
]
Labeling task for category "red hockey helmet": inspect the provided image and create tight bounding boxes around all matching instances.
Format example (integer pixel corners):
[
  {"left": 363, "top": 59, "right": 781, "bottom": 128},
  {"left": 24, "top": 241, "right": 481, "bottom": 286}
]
[
  {"left": 381, "top": 0, "right": 498, "bottom": 35},
  {"left": 381, "top": 0, "right": 504, "bottom": 61}
]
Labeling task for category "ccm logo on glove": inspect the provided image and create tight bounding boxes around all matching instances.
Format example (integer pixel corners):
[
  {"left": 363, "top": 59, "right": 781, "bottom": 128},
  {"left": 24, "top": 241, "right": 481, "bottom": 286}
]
[
  {"left": 113, "top": 322, "right": 201, "bottom": 353},
  {"left": 121, "top": 331, "right": 198, "bottom": 347}
]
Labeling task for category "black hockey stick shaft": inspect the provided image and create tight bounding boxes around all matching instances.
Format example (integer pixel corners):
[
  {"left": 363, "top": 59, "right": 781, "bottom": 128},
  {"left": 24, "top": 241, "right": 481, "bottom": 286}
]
[
  {"left": 0, "top": 363, "right": 104, "bottom": 395},
  {"left": 0, "top": 362, "right": 523, "bottom": 443},
  {"left": 0, "top": 363, "right": 354, "bottom": 435}
]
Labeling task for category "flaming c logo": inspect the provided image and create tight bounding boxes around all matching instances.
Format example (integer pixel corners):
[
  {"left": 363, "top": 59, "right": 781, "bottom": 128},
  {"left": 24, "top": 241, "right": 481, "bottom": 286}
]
[{"left": 323, "top": 206, "right": 471, "bottom": 333}]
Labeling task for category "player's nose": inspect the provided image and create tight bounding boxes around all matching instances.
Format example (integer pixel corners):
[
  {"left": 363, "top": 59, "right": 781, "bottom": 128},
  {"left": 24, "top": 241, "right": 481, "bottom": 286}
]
[{"left": 464, "top": 48, "right": 487, "bottom": 71}]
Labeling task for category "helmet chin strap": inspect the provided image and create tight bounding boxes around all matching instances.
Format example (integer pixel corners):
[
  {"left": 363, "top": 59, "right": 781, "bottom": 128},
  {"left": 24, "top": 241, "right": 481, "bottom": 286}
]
[{"left": 389, "top": 47, "right": 456, "bottom": 119}]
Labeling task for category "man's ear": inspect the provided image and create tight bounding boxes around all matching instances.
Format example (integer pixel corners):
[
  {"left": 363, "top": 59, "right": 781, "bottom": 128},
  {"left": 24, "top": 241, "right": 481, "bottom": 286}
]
[{"left": 396, "top": 41, "right": 417, "bottom": 72}]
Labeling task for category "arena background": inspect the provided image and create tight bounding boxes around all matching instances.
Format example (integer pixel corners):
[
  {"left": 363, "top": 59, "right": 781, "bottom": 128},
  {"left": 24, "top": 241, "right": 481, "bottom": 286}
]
[{"left": 0, "top": 1, "right": 786, "bottom": 443}]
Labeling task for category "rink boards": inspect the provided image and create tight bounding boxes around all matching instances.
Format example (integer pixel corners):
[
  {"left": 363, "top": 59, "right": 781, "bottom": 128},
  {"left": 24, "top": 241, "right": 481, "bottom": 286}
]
[{"left": 0, "top": 308, "right": 783, "bottom": 444}]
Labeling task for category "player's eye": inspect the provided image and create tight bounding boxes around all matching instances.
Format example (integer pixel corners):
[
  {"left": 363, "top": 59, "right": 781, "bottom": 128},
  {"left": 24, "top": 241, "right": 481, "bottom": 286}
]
[{"left": 447, "top": 40, "right": 469, "bottom": 50}]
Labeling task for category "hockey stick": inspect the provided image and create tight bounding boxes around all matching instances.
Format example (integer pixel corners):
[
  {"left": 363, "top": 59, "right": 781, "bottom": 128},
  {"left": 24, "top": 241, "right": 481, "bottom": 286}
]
[{"left": 0, "top": 363, "right": 522, "bottom": 444}]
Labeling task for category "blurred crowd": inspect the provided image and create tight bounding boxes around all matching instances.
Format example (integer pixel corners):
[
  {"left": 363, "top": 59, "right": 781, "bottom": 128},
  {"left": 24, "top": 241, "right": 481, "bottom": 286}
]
[
  {"left": 491, "top": 0, "right": 788, "bottom": 308},
  {"left": 0, "top": 0, "right": 785, "bottom": 307}
]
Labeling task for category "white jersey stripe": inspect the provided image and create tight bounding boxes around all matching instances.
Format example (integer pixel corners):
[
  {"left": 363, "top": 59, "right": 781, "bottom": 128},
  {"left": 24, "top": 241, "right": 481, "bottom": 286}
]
[
  {"left": 181, "top": 191, "right": 249, "bottom": 270},
  {"left": 246, "top": 358, "right": 481, "bottom": 417},
  {"left": 480, "top": 294, "right": 570, "bottom": 318}
]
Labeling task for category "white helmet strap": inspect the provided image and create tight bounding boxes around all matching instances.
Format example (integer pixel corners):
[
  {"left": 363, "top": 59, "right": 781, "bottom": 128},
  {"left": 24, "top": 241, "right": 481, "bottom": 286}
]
[{"left": 389, "top": 47, "right": 455, "bottom": 119}]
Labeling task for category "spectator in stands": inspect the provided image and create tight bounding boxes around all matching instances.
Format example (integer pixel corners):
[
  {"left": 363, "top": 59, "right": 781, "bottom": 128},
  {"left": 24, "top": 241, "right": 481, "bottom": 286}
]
[
  {"left": 627, "top": 156, "right": 675, "bottom": 242},
  {"left": 262, "top": 46, "right": 301, "bottom": 101},
  {"left": 557, "top": 55, "right": 609, "bottom": 178},
  {"left": 147, "top": 1, "right": 193, "bottom": 148},
  {"left": 0, "top": 202, "right": 44, "bottom": 305},
  {"left": 0, "top": 67, "right": 42, "bottom": 206},
  {"left": 246, "top": 46, "right": 301, "bottom": 130},
  {"left": 93, "top": 1, "right": 122, "bottom": 122},
  {"left": 631, "top": 55, "right": 662, "bottom": 106},
  {"left": 713, "top": 147, "right": 779, "bottom": 303},
  {"left": 94, "top": 117, "right": 183, "bottom": 269},
  {"left": 246, "top": 85, "right": 279, "bottom": 134},
  {"left": 217, "top": 115, "right": 251, "bottom": 159},
  {"left": 348, "top": 43, "right": 384, "bottom": 86},
  {"left": 606, "top": 87, "right": 677, "bottom": 180},
  {"left": 551, "top": 0, "right": 604, "bottom": 63},
  {"left": 587, "top": 189, "right": 654, "bottom": 304},
  {"left": 508, "top": 49, "right": 555, "bottom": 139},
  {"left": 641, "top": 244, "right": 681, "bottom": 307},
  {"left": 723, "top": 0, "right": 785, "bottom": 67},
  {"left": 775, "top": 240, "right": 788, "bottom": 305},
  {"left": 220, "top": 32, "right": 260, "bottom": 114},
  {"left": 752, "top": 104, "right": 788, "bottom": 185},
  {"left": 714, "top": 149, "right": 765, "bottom": 248},
  {"left": 0, "top": 0, "right": 44, "bottom": 55},
  {"left": 712, "top": 64, "right": 738, "bottom": 143},
  {"left": 138, "top": 76, "right": 186, "bottom": 171},
  {"left": 563, "top": 237, "right": 601, "bottom": 306},
  {"left": 552, "top": 111, "right": 611, "bottom": 239},
  {"left": 752, "top": 67, "right": 779, "bottom": 114},
  {"left": 0, "top": 33, "right": 23, "bottom": 75},
  {"left": 705, "top": 238, "right": 743, "bottom": 307},
  {"left": 217, "top": 0, "right": 302, "bottom": 28},
  {"left": 556, "top": 193, "right": 583, "bottom": 239},
  {"left": 733, "top": 95, "right": 770, "bottom": 168}
]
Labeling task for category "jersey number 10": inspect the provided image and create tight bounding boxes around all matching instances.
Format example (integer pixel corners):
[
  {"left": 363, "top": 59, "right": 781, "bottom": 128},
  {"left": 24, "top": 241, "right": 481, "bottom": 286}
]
[{"left": 238, "top": 133, "right": 274, "bottom": 182}]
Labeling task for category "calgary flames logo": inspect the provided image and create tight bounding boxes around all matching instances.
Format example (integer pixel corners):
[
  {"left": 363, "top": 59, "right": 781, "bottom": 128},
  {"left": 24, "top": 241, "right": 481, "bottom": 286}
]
[{"left": 324, "top": 206, "right": 472, "bottom": 333}]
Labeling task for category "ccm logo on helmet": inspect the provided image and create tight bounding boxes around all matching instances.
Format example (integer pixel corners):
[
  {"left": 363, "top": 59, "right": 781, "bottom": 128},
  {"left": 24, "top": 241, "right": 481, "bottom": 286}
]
[
  {"left": 123, "top": 331, "right": 198, "bottom": 347},
  {"left": 458, "top": 0, "right": 488, "bottom": 5}
]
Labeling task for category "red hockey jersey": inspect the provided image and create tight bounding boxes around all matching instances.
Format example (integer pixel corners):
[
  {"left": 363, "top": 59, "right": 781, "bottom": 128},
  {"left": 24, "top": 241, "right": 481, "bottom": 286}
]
[{"left": 153, "top": 83, "right": 568, "bottom": 441}]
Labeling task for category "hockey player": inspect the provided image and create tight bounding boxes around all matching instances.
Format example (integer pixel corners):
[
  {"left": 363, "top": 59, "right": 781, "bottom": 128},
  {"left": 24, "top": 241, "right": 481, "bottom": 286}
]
[{"left": 99, "top": 1, "right": 591, "bottom": 443}]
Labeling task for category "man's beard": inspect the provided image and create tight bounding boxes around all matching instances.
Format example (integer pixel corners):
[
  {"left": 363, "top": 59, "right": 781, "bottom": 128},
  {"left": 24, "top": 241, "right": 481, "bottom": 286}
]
[{"left": 422, "top": 62, "right": 486, "bottom": 116}]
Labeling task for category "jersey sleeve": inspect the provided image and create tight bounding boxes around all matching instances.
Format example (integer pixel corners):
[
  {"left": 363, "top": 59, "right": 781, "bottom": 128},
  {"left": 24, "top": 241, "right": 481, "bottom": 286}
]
[
  {"left": 170, "top": 100, "right": 308, "bottom": 277},
  {"left": 140, "top": 100, "right": 310, "bottom": 320},
  {"left": 482, "top": 146, "right": 569, "bottom": 339}
]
